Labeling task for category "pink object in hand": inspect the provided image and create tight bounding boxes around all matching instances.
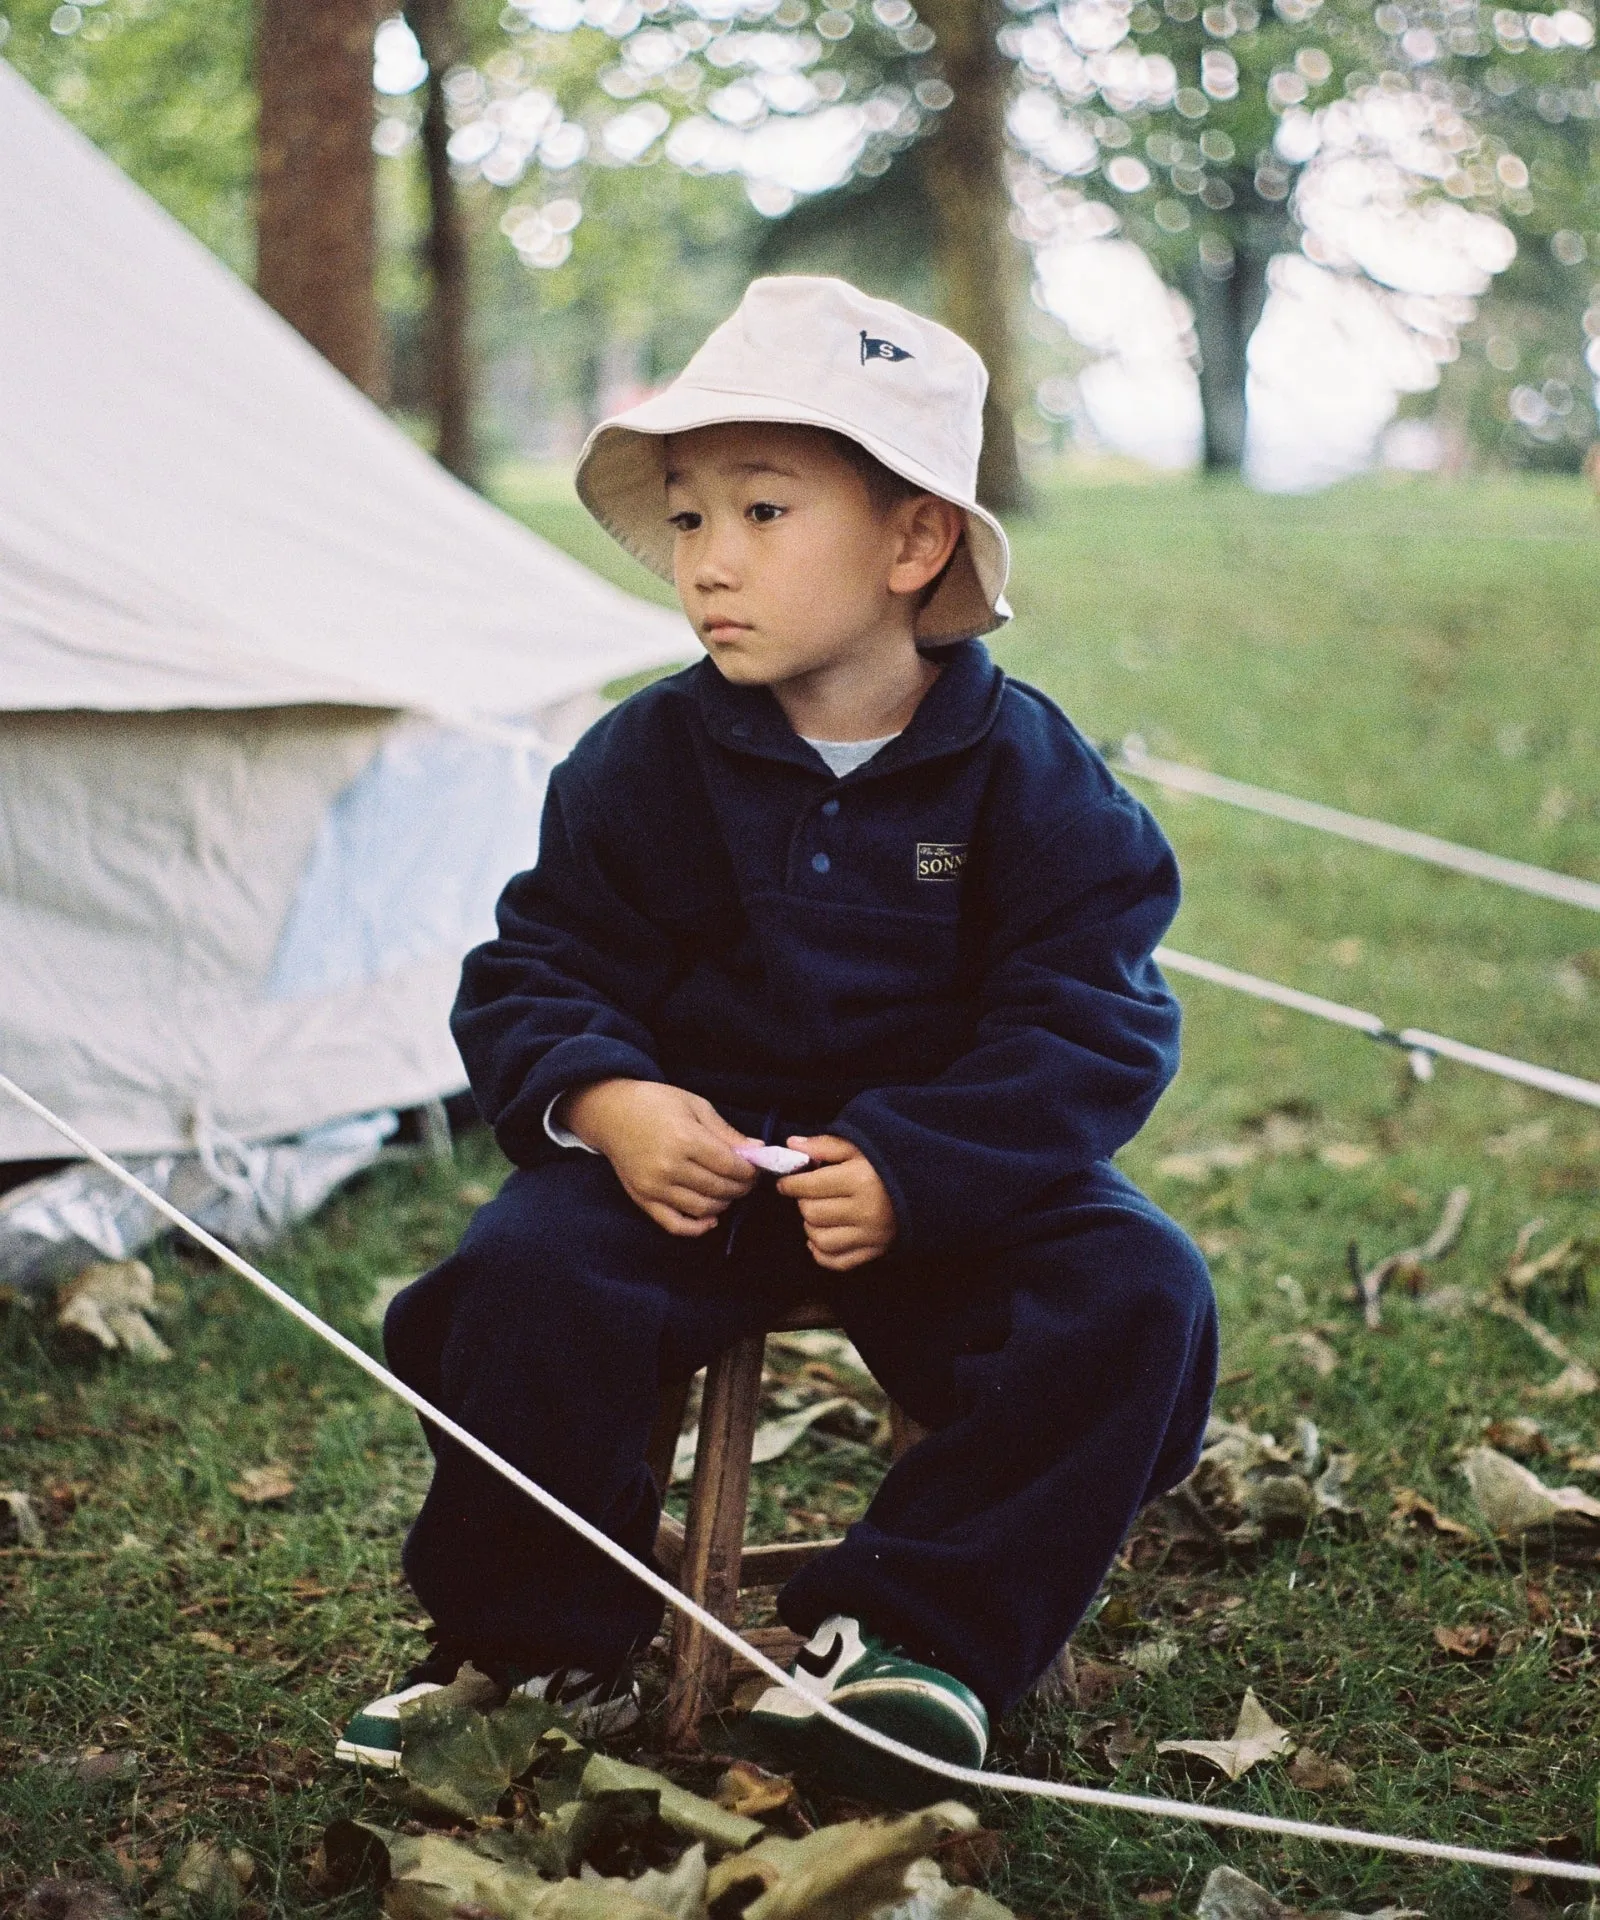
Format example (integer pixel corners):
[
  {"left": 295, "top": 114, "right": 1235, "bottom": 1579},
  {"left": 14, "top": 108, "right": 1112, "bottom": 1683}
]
[{"left": 736, "top": 1142, "right": 811, "bottom": 1176}]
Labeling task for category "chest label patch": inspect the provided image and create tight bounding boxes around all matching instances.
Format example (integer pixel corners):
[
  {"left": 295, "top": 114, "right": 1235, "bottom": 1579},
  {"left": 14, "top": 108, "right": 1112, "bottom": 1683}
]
[{"left": 916, "top": 842, "right": 968, "bottom": 883}]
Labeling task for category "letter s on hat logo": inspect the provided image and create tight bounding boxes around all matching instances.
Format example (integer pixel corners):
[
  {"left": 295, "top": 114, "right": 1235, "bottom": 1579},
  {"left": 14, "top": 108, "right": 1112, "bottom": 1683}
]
[
  {"left": 916, "top": 842, "right": 967, "bottom": 882},
  {"left": 861, "top": 331, "right": 914, "bottom": 364}
]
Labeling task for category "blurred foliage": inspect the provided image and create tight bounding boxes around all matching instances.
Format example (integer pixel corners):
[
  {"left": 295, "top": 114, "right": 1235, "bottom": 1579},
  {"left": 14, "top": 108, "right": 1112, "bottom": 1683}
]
[{"left": 1, "top": 0, "right": 255, "bottom": 274}]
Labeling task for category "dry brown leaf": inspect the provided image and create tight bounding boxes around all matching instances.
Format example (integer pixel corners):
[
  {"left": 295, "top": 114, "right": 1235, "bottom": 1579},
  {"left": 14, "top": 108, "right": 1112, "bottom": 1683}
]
[
  {"left": 1156, "top": 1688, "right": 1293, "bottom": 1781},
  {"left": 188, "top": 1630, "right": 235, "bottom": 1654},
  {"left": 1270, "top": 1331, "right": 1340, "bottom": 1377},
  {"left": 1317, "top": 1141, "right": 1374, "bottom": 1170},
  {"left": 1461, "top": 1445, "right": 1600, "bottom": 1536},
  {"left": 20, "top": 1881, "right": 132, "bottom": 1920},
  {"left": 228, "top": 1466, "right": 296, "bottom": 1505},
  {"left": 1, "top": 1488, "right": 46, "bottom": 1548},
  {"left": 1484, "top": 1417, "right": 1550, "bottom": 1457},
  {"left": 56, "top": 1260, "right": 171, "bottom": 1363},
  {"left": 1286, "top": 1748, "right": 1353, "bottom": 1792},
  {"left": 1432, "top": 1622, "right": 1495, "bottom": 1658},
  {"left": 1525, "top": 1362, "right": 1599, "bottom": 1402},
  {"left": 714, "top": 1761, "right": 795, "bottom": 1819},
  {"left": 1390, "top": 1487, "right": 1474, "bottom": 1540}
]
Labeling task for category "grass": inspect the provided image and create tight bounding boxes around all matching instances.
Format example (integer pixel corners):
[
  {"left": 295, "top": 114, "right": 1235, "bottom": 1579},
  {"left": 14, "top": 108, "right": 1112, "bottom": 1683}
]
[{"left": 3, "top": 469, "right": 1599, "bottom": 1918}]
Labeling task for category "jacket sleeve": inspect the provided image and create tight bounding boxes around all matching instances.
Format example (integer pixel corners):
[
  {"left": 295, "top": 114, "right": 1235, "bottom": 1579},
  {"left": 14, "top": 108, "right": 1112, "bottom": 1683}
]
[
  {"left": 450, "top": 758, "right": 673, "bottom": 1167},
  {"left": 831, "top": 786, "right": 1181, "bottom": 1256}
]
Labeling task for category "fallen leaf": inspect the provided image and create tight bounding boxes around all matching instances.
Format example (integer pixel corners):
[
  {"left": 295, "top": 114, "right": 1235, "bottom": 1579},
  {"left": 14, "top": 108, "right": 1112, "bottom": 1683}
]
[
  {"left": 56, "top": 1261, "right": 171, "bottom": 1362},
  {"left": 582, "top": 1845, "right": 710, "bottom": 1919},
  {"left": 1484, "top": 1417, "right": 1549, "bottom": 1458},
  {"left": 1104, "top": 1717, "right": 1149, "bottom": 1765},
  {"left": 673, "top": 1398, "right": 854, "bottom": 1482},
  {"left": 188, "top": 1630, "right": 235, "bottom": 1654},
  {"left": 1287, "top": 1747, "right": 1353, "bottom": 1792},
  {"left": 1318, "top": 1142, "right": 1374, "bottom": 1170},
  {"left": 707, "top": 1801, "right": 979, "bottom": 1920},
  {"left": 1156, "top": 1143, "right": 1259, "bottom": 1182},
  {"left": 1432, "top": 1622, "right": 1495, "bottom": 1658},
  {"left": 582, "top": 1754, "right": 763, "bottom": 1856},
  {"left": 1525, "top": 1362, "right": 1599, "bottom": 1402},
  {"left": 715, "top": 1761, "right": 796, "bottom": 1819},
  {"left": 1195, "top": 1866, "right": 1294, "bottom": 1919},
  {"left": 1121, "top": 1633, "right": 1180, "bottom": 1676},
  {"left": 362, "top": 1276, "right": 415, "bottom": 1329},
  {"left": 872, "top": 1854, "right": 1018, "bottom": 1920},
  {"left": 227, "top": 1466, "right": 296, "bottom": 1505},
  {"left": 1390, "top": 1487, "right": 1474, "bottom": 1540},
  {"left": 1356, "top": 1186, "right": 1471, "bottom": 1329},
  {"left": 168, "top": 1840, "right": 253, "bottom": 1913},
  {"left": 456, "top": 1183, "right": 494, "bottom": 1207},
  {"left": 1486, "top": 1122, "right": 1551, "bottom": 1160},
  {"left": 1156, "top": 1688, "right": 1294, "bottom": 1781},
  {"left": 397, "top": 1663, "right": 576, "bottom": 1821},
  {"left": 1461, "top": 1445, "right": 1600, "bottom": 1536},
  {"left": 20, "top": 1883, "right": 132, "bottom": 1920},
  {"left": 1270, "top": 1331, "right": 1340, "bottom": 1377},
  {"left": 1193, "top": 1865, "right": 1419, "bottom": 1920},
  {"left": 0, "top": 1488, "right": 46, "bottom": 1548}
]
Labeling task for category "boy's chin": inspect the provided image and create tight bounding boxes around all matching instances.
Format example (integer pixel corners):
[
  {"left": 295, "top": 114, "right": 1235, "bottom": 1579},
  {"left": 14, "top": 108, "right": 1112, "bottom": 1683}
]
[{"left": 702, "top": 646, "right": 786, "bottom": 687}]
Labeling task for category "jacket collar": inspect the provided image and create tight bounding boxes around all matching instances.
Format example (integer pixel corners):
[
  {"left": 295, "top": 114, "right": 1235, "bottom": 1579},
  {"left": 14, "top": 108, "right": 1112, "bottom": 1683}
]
[{"left": 693, "top": 639, "right": 1004, "bottom": 781}]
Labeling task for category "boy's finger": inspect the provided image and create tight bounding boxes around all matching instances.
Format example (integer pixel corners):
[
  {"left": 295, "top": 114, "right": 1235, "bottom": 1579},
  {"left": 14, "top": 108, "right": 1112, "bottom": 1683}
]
[
  {"left": 785, "top": 1133, "right": 858, "bottom": 1164},
  {"left": 795, "top": 1195, "right": 860, "bottom": 1228},
  {"left": 808, "top": 1240, "right": 884, "bottom": 1271},
  {"left": 675, "top": 1156, "right": 752, "bottom": 1199},
  {"left": 651, "top": 1203, "right": 721, "bottom": 1237},
  {"left": 686, "top": 1130, "right": 761, "bottom": 1182},
  {"left": 776, "top": 1162, "right": 857, "bottom": 1198}
]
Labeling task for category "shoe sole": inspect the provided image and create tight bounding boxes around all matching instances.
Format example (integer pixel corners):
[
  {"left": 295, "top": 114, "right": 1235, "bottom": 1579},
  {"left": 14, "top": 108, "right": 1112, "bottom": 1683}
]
[{"left": 333, "top": 1736, "right": 405, "bottom": 1771}]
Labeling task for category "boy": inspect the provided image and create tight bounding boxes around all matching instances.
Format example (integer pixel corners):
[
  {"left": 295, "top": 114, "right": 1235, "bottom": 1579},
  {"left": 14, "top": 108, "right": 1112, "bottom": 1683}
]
[{"left": 338, "top": 277, "right": 1217, "bottom": 1801}]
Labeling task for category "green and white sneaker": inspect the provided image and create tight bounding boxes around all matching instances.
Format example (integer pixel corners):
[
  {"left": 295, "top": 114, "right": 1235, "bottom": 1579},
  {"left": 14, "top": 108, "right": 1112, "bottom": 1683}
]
[
  {"left": 745, "top": 1614, "right": 988, "bottom": 1807},
  {"left": 335, "top": 1643, "right": 641, "bottom": 1771}
]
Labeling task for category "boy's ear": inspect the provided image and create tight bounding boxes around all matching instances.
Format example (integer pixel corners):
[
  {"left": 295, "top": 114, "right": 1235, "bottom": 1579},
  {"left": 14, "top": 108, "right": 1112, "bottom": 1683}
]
[{"left": 886, "top": 495, "right": 964, "bottom": 598}]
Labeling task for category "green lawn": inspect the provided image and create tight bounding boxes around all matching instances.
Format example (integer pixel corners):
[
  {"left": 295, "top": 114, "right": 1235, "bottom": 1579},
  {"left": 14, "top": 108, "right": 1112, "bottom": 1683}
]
[{"left": 3, "top": 471, "right": 1598, "bottom": 1919}]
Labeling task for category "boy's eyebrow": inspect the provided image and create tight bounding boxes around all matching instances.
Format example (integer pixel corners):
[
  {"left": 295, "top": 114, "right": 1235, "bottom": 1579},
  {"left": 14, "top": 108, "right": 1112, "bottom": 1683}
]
[{"left": 663, "top": 458, "right": 801, "bottom": 487}]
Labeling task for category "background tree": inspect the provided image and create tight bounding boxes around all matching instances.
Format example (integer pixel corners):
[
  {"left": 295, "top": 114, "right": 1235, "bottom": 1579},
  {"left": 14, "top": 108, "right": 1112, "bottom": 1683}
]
[{"left": 256, "top": 0, "right": 387, "bottom": 398}]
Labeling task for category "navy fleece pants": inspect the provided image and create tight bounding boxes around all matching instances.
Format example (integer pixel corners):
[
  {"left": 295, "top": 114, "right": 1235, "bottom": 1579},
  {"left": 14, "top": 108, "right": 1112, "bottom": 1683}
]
[{"left": 385, "top": 1152, "right": 1217, "bottom": 1719}]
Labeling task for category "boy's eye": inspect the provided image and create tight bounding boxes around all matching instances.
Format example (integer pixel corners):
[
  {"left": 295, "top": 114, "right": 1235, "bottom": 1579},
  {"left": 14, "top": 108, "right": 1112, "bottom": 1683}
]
[
  {"left": 747, "top": 501, "right": 785, "bottom": 524},
  {"left": 668, "top": 510, "right": 702, "bottom": 532}
]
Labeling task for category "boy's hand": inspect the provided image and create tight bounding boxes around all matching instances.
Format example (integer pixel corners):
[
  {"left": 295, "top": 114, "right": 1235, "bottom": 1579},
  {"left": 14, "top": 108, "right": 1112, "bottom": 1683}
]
[
  {"left": 777, "top": 1135, "right": 897, "bottom": 1272},
  {"left": 560, "top": 1079, "right": 758, "bottom": 1237}
]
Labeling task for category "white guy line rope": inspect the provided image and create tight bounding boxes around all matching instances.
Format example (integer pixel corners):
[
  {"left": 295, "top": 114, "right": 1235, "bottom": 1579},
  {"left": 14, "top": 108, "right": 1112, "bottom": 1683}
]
[
  {"left": 1157, "top": 949, "right": 1600, "bottom": 1110},
  {"left": 1115, "top": 741, "right": 1600, "bottom": 915},
  {"left": 3, "top": 1072, "right": 1599, "bottom": 1887}
]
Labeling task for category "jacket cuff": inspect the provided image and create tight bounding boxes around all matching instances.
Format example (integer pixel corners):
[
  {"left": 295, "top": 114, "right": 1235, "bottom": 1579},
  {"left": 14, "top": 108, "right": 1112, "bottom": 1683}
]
[
  {"left": 544, "top": 1095, "right": 600, "bottom": 1153},
  {"left": 490, "top": 1037, "right": 665, "bottom": 1165}
]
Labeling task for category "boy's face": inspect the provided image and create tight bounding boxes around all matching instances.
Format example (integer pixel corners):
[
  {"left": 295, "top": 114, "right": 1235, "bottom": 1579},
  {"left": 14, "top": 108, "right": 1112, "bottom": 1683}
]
[{"left": 663, "top": 422, "right": 957, "bottom": 691}]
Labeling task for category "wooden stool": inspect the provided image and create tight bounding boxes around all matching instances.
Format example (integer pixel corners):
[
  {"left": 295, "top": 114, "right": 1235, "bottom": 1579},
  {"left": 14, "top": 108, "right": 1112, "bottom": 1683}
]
[{"left": 647, "top": 1297, "right": 926, "bottom": 1748}]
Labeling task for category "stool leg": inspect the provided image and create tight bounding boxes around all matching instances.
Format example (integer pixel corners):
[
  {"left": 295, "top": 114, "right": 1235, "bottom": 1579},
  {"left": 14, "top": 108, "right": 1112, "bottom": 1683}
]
[{"left": 665, "top": 1332, "right": 765, "bottom": 1749}]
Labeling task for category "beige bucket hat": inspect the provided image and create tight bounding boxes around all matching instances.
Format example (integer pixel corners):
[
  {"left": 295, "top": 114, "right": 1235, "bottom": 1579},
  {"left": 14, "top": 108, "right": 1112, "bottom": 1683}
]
[{"left": 574, "top": 275, "right": 1012, "bottom": 643}]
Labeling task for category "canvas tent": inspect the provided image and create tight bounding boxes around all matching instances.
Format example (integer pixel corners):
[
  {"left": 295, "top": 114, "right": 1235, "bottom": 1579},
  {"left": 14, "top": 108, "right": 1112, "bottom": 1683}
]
[{"left": 0, "top": 60, "right": 692, "bottom": 1167}]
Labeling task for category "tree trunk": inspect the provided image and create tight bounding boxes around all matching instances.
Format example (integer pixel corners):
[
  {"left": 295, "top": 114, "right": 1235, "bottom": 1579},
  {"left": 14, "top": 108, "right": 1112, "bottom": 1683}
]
[
  {"left": 1184, "top": 239, "right": 1271, "bottom": 473},
  {"left": 913, "top": 0, "right": 1026, "bottom": 513},
  {"left": 407, "top": 0, "right": 478, "bottom": 484},
  {"left": 256, "top": 0, "right": 386, "bottom": 400}
]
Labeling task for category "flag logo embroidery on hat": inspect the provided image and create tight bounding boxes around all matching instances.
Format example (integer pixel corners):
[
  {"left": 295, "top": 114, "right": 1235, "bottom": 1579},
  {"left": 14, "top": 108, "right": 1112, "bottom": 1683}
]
[{"left": 860, "top": 331, "right": 913, "bottom": 364}]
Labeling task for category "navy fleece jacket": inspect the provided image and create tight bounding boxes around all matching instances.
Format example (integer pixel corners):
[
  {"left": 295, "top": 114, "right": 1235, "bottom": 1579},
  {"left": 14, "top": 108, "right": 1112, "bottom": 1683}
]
[{"left": 452, "top": 640, "right": 1182, "bottom": 1257}]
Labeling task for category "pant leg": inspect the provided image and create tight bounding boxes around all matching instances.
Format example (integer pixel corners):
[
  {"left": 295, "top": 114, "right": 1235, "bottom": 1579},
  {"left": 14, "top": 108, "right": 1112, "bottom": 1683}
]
[
  {"left": 778, "top": 1160, "right": 1217, "bottom": 1719},
  {"left": 384, "top": 1154, "right": 804, "bottom": 1675}
]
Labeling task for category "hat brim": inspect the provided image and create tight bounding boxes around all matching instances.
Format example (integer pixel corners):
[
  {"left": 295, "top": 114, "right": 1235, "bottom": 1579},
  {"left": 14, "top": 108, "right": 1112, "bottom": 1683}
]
[{"left": 575, "top": 386, "right": 1011, "bottom": 644}]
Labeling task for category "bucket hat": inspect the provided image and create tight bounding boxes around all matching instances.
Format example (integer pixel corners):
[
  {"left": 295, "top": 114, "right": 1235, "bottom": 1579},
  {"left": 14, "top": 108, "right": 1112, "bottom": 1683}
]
[{"left": 574, "top": 276, "right": 1011, "bottom": 643}]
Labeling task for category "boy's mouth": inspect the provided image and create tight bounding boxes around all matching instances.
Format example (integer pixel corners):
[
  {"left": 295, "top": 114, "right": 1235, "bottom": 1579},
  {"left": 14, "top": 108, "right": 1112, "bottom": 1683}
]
[{"left": 703, "top": 619, "right": 753, "bottom": 643}]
